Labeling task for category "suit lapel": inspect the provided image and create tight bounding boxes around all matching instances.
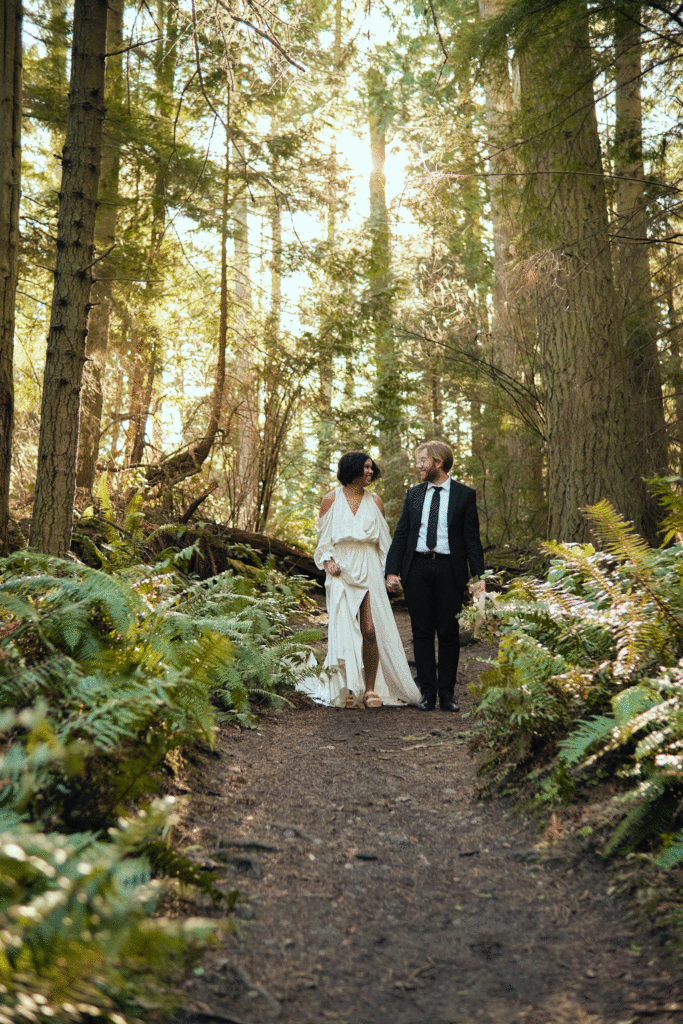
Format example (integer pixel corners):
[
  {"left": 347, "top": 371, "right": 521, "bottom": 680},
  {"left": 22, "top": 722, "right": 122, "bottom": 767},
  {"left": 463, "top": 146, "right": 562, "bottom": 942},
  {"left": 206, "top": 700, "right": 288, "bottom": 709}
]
[
  {"left": 447, "top": 479, "right": 458, "bottom": 527},
  {"left": 413, "top": 482, "right": 428, "bottom": 524}
]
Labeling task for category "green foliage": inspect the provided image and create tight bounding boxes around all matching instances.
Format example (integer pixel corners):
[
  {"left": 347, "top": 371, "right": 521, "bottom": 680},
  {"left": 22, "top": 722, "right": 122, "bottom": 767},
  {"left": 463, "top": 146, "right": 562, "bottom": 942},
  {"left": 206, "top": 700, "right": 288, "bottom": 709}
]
[
  {"left": 0, "top": 532, "right": 321, "bottom": 1020},
  {"left": 0, "top": 797, "right": 218, "bottom": 1022},
  {"left": 472, "top": 485, "right": 683, "bottom": 867}
]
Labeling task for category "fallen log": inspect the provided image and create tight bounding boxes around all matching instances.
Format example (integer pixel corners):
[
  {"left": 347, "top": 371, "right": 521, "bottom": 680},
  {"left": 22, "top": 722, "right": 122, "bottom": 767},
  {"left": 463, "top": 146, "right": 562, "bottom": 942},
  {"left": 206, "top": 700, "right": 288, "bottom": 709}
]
[{"left": 144, "top": 523, "right": 324, "bottom": 584}]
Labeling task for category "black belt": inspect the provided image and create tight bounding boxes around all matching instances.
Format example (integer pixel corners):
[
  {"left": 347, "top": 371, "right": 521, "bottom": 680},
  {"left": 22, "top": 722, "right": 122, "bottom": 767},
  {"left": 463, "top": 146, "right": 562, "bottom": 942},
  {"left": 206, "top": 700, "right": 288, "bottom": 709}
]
[{"left": 413, "top": 551, "right": 450, "bottom": 559}]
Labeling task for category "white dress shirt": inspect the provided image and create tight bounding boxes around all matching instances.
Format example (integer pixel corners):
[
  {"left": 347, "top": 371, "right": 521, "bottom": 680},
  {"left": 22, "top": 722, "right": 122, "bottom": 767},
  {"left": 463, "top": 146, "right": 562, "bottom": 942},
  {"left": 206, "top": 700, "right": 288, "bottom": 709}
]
[{"left": 415, "top": 476, "right": 451, "bottom": 554}]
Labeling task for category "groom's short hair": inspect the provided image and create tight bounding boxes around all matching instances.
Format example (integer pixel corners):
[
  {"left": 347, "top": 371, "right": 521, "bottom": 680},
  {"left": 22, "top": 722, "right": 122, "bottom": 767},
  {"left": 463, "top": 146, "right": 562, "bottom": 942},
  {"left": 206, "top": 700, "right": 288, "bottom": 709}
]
[{"left": 417, "top": 440, "right": 454, "bottom": 473}]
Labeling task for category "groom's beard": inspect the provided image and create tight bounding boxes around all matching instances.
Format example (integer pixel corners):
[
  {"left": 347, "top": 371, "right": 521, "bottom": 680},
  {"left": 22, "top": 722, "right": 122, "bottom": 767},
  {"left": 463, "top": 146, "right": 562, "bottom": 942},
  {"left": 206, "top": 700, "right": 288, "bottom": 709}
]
[{"left": 424, "top": 467, "right": 441, "bottom": 482}]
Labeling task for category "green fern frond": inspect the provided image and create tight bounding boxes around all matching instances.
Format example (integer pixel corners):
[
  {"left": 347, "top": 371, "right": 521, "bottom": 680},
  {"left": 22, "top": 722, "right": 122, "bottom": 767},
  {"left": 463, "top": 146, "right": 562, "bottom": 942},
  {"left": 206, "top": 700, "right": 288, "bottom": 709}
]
[
  {"left": 123, "top": 491, "right": 144, "bottom": 537},
  {"left": 612, "top": 685, "right": 661, "bottom": 728},
  {"left": 582, "top": 500, "right": 654, "bottom": 567},
  {"left": 143, "top": 840, "right": 226, "bottom": 905},
  {"left": 558, "top": 716, "right": 615, "bottom": 765},
  {"left": 603, "top": 780, "right": 679, "bottom": 857},
  {"left": 653, "top": 829, "right": 683, "bottom": 870},
  {"left": 71, "top": 531, "right": 108, "bottom": 569}
]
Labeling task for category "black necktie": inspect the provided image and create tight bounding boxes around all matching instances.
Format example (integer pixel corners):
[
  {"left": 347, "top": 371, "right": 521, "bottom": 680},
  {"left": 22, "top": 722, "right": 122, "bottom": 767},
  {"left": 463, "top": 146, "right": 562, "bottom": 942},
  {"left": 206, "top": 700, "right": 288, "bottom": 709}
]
[{"left": 426, "top": 487, "right": 442, "bottom": 551}]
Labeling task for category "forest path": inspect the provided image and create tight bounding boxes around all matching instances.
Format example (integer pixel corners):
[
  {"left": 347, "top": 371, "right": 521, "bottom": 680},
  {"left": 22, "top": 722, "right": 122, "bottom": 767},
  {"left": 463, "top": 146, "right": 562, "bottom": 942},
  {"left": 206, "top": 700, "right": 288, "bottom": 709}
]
[{"left": 171, "top": 611, "right": 683, "bottom": 1024}]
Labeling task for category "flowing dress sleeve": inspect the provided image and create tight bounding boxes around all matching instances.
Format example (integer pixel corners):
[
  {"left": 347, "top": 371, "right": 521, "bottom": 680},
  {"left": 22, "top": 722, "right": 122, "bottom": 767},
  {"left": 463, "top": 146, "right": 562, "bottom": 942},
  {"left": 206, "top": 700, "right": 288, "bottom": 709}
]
[
  {"left": 377, "top": 502, "right": 392, "bottom": 564},
  {"left": 314, "top": 495, "right": 336, "bottom": 570}
]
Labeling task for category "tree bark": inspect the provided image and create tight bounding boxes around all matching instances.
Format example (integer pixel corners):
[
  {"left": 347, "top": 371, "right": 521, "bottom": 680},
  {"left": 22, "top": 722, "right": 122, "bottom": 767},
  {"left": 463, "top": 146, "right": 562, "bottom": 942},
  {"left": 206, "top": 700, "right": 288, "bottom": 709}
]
[
  {"left": 255, "top": 167, "right": 286, "bottom": 533},
  {"left": 128, "top": 340, "right": 157, "bottom": 466},
  {"left": 0, "top": 0, "right": 22, "bottom": 556},
  {"left": 231, "top": 138, "right": 259, "bottom": 529},
  {"left": 478, "top": 0, "right": 517, "bottom": 361},
  {"left": 515, "top": 0, "right": 650, "bottom": 543},
  {"left": 76, "top": 0, "right": 124, "bottom": 491},
  {"left": 368, "top": 67, "right": 404, "bottom": 525},
  {"left": 316, "top": 0, "right": 343, "bottom": 494},
  {"left": 664, "top": 275, "right": 683, "bottom": 474},
  {"left": 145, "top": 99, "right": 231, "bottom": 489},
  {"left": 477, "top": 0, "right": 546, "bottom": 543},
  {"left": 30, "top": 0, "right": 107, "bottom": 556},
  {"left": 613, "top": 5, "right": 668, "bottom": 515}
]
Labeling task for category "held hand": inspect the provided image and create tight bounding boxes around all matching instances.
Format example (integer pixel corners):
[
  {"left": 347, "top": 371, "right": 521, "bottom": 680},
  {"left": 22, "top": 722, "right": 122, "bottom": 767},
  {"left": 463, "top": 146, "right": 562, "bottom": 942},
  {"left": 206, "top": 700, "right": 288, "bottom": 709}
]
[
  {"left": 386, "top": 574, "right": 402, "bottom": 593},
  {"left": 325, "top": 558, "right": 342, "bottom": 577}
]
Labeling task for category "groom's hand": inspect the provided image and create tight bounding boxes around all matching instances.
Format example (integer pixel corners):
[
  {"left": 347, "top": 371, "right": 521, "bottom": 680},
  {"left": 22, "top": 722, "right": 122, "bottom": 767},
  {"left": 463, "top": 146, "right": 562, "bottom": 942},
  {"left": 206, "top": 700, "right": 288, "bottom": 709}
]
[{"left": 386, "top": 574, "right": 402, "bottom": 592}]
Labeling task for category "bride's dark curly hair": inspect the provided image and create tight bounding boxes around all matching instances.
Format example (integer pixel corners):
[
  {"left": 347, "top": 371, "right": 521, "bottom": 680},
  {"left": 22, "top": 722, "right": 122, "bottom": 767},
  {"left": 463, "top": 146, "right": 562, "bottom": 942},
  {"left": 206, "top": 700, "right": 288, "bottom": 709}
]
[{"left": 337, "top": 451, "right": 382, "bottom": 486}]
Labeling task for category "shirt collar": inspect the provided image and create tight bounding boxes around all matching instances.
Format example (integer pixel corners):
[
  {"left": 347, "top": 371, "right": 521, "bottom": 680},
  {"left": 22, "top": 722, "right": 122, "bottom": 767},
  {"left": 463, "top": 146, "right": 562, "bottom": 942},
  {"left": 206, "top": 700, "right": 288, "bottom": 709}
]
[{"left": 427, "top": 476, "right": 451, "bottom": 492}]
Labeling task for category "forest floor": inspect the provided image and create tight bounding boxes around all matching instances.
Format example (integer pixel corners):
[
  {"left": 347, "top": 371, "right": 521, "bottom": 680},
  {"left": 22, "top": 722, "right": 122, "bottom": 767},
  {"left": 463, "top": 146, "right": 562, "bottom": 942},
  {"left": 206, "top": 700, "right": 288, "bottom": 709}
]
[{"left": 165, "top": 602, "right": 683, "bottom": 1024}]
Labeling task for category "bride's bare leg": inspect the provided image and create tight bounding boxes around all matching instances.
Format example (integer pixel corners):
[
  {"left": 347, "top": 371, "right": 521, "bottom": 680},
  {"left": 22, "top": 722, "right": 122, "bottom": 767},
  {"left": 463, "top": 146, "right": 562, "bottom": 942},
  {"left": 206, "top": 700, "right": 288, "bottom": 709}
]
[{"left": 359, "top": 592, "right": 380, "bottom": 699}]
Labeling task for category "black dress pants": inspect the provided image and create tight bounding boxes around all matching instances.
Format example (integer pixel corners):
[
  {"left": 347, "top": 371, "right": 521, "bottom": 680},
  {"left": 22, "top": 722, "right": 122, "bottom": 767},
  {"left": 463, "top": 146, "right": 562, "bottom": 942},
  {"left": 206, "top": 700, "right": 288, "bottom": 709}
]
[{"left": 403, "top": 554, "right": 464, "bottom": 697}]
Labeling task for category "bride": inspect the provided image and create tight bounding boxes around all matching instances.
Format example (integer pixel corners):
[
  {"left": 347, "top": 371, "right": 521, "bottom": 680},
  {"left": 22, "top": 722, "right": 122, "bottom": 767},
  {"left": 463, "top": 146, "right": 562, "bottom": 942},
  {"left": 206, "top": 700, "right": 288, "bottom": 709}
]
[{"left": 298, "top": 451, "right": 421, "bottom": 709}]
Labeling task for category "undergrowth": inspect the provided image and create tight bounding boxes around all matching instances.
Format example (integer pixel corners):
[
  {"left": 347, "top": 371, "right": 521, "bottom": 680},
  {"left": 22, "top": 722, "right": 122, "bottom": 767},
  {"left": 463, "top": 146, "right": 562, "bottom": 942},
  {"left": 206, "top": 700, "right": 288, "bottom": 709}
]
[
  {"left": 469, "top": 479, "right": 683, "bottom": 876},
  {"left": 0, "top": 492, "right": 321, "bottom": 1022}
]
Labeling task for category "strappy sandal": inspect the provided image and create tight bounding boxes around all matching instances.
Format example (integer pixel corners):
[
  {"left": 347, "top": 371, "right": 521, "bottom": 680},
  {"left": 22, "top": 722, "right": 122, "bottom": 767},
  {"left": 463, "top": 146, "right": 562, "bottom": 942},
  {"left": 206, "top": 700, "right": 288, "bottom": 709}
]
[{"left": 363, "top": 690, "right": 382, "bottom": 709}]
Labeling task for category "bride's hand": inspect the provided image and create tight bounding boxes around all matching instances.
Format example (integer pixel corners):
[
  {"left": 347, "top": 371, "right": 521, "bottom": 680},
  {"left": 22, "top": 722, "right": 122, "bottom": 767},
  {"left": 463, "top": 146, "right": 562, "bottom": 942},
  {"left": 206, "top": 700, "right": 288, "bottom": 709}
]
[
  {"left": 325, "top": 558, "right": 341, "bottom": 577},
  {"left": 386, "top": 574, "right": 402, "bottom": 592}
]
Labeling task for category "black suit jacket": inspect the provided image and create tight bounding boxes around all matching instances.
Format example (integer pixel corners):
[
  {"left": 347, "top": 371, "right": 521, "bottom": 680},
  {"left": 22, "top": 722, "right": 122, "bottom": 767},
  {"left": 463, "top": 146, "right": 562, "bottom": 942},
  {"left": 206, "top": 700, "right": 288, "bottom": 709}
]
[{"left": 385, "top": 480, "right": 486, "bottom": 590}]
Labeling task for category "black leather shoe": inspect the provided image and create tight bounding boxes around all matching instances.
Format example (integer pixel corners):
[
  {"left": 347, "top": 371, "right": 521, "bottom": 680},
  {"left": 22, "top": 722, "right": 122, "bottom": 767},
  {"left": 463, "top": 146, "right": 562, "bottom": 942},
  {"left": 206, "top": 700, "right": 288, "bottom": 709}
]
[
  {"left": 417, "top": 692, "right": 436, "bottom": 711},
  {"left": 439, "top": 693, "right": 460, "bottom": 712}
]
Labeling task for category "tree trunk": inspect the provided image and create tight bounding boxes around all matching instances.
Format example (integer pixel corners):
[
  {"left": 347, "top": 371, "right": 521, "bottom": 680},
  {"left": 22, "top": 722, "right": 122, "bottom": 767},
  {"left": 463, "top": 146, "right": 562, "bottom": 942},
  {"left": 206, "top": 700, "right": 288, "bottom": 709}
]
[
  {"left": 76, "top": 0, "right": 124, "bottom": 491},
  {"left": 30, "top": 0, "right": 107, "bottom": 556},
  {"left": 128, "top": 340, "right": 157, "bottom": 466},
  {"left": 613, "top": 5, "right": 668, "bottom": 509},
  {"left": 516, "top": 0, "right": 648, "bottom": 543},
  {"left": 145, "top": 99, "right": 231, "bottom": 489},
  {"left": 231, "top": 138, "right": 259, "bottom": 529},
  {"left": 478, "top": 0, "right": 546, "bottom": 543},
  {"left": 478, "top": 0, "right": 517, "bottom": 360},
  {"left": 122, "top": 0, "right": 179, "bottom": 478},
  {"left": 255, "top": 175, "right": 284, "bottom": 532},
  {"left": 664, "top": 275, "right": 683, "bottom": 474},
  {"left": 316, "top": 0, "right": 343, "bottom": 494},
  {"left": 368, "top": 67, "right": 404, "bottom": 524},
  {"left": 0, "top": 0, "right": 22, "bottom": 556}
]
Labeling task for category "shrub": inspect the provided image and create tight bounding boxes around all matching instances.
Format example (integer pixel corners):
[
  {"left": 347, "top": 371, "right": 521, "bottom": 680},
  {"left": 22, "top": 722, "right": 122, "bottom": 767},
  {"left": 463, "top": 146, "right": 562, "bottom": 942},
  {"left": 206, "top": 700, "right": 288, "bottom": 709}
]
[{"left": 471, "top": 485, "right": 683, "bottom": 865}]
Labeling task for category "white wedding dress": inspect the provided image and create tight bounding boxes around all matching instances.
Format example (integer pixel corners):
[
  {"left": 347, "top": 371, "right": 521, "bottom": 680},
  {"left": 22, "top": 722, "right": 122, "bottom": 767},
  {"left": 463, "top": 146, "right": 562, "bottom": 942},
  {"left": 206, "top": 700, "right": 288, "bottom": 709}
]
[{"left": 296, "top": 488, "right": 421, "bottom": 708}]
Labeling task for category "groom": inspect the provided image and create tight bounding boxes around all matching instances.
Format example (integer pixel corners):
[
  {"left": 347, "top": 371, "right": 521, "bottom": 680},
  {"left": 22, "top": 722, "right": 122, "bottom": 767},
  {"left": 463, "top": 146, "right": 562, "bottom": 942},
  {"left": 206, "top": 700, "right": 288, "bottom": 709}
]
[{"left": 385, "top": 440, "right": 486, "bottom": 712}]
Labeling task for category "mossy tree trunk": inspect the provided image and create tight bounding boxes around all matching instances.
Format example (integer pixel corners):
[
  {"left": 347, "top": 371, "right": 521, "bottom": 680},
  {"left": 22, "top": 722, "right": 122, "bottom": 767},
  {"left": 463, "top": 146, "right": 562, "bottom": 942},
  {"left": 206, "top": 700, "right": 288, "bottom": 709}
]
[
  {"left": 0, "top": 0, "right": 22, "bottom": 555},
  {"left": 516, "top": 0, "right": 650, "bottom": 543},
  {"left": 30, "top": 0, "right": 107, "bottom": 556},
  {"left": 613, "top": 4, "right": 668, "bottom": 530},
  {"left": 230, "top": 136, "right": 259, "bottom": 530},
  {"left": 76, "top": 0, "right": 124, "bottom": 492},
  {"left": 478, "top": 0, "right": 546, "bottom": 542}
]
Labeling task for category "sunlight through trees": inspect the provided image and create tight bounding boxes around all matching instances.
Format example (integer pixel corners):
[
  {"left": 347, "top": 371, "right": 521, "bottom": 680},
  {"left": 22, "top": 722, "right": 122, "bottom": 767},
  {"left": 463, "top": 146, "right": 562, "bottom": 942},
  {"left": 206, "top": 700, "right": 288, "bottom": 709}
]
[{"left": 4, "top": 0, "right": 683, "bottom": 551}]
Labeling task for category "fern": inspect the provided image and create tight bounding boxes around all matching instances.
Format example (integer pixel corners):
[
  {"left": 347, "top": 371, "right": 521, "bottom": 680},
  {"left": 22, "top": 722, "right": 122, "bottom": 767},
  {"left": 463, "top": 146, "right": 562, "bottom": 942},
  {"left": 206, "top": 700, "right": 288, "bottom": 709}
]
[
  {"left": 0, "top": 799, "right": 218, "bottom": 1019},
  {"left": 0, "top": 526, "right": 323, "bottom": 1021},
  {"left": 582, "top": 499, "right": 655, "bottom": 566},
  {"left": 603, "top": 779, "right": 681, "bottom": 857},
  {"left": 144, "top": 840, "right": 232, "bottom": 907},
  {"left": 558, "top": 716, "right": 614, "bottom": 765},
  {"left": 654, "top": 829, "right": 683, "bottom": 870},
  {"left": 474, "top": 487, "right": 683, "bottom": 861}
]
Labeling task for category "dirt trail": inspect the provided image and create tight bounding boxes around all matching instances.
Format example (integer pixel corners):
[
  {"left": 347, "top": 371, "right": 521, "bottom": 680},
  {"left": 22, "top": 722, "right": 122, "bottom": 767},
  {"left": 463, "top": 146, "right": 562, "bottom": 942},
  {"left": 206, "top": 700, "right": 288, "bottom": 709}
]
[{"left": 170, "top": 610, "right": 683, "bottom": 1024}]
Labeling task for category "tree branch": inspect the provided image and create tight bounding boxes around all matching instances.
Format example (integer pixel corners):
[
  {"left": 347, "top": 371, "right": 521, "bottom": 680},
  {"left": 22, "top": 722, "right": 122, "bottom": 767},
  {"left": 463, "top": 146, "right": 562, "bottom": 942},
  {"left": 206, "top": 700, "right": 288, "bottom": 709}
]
[
  {"left": 104, "top": 35, "right": 162, "bottom": 57},
  {"left": 230, "top": 15, "right": 306, "bottom": 72}
]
